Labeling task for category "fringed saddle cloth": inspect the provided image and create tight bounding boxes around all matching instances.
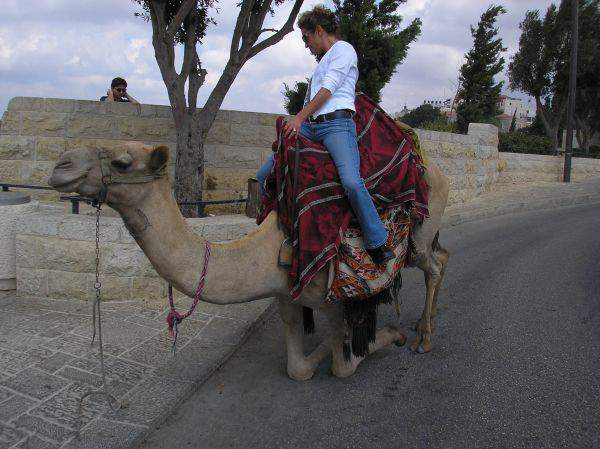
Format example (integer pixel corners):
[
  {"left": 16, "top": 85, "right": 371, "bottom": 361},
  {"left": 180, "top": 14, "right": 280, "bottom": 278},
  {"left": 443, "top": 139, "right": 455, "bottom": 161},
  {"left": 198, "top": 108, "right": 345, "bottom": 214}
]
[{"left": 258, "top": 93, "right": 430, "bottom": 302}]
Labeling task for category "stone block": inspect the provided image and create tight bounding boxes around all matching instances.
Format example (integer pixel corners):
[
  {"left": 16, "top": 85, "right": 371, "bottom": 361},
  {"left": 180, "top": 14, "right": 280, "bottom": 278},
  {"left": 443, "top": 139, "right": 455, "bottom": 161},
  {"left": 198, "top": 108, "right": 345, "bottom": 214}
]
[
  {"left": 13, "top": 414, "right": 72, "bottom": 443},
  {"left": 16, "top": 235, "right": 96, "bottom": 272},
  {"left": 203, "top": 168, "right": 256, "bottom": 190},
  {"left": 16, "top": 435, "right": 59, "bottom": 449},
  {"left": 44, "top": 99, "right": 74, "bottom": 113},
  {"left": 7, "top": 97, "right": 45, "bottom": 111},
  {"left": 230, "top": 124, "right": 275, "bottom": 147},
  {"left": 99, "top": 243, "right": 156, "bottom": 277},
  {"left": 73, "top": 100, "right": 108, "bottom": 115},
  {"left": 0, "top": 111, "right": 22, "bottom": 135},
  {"left": 256, "top": 112, "right": 282, "bottom": 127},
  {"left": 468, "top": 123, "right": 499, "bottom": 146},
  {"left": 16, "top": 268, "right": 48, "bottom": 297},
  {"left": 66, "top": 114, "right": 114, "bottom": 139},
  {"left": 206, "top": 122, "right": 231, "bottom": 145},
  {"left": 154, "top": 105, "right": 174, "bottom": 119},
  {"left": 214, "top": 109, "right": 230, "bottom": 123},
  {"left": 0, "top": 135, "right": 34, "bottom": 160},
  {"left": 92, "top": 275, "right": 132, "bottom": 301},
  {"left": 139, "top": 104, "right": 157, "bottom": 117},
  {"left": 0, "top": 394, "right": 36, "bottom": 423},
  {"left": 47, "top": 270, "right": 92, "bottom": 300},
  {"left": 35, "top": 137, "right": 67, "bottom": 161},
  {"left": 115, "top": 117, "right": 175, "bottom": 141},
  {"left": 106, "top": 102, "right": 140, "bottom": 117},
  {"left": 206, "top": 145, "right": 262, "bottom": 169},
  {"left": 19, "top": 161, "right": 55, "bottom": 185},
  {"left": 0, "top": 160, "right": 21, "bottom": 183},
  {"left": 91, "top": 357, "right": 152, "bottom": 385},
  {"left": 131, "top": 277, "right": 166, "bottom": 304},
  {"left": 57, "top": 216, "right": 122, "bottom": 243},
  {"left": 61, "top": 418, "right": 146, "bottom": 449},
  {"left": 65, "top": 138, "right": 97, "bottom": 152},
  {"left": 35, "top": 352, "right": 74, "bottom": 374},
  {"left": 111, "top": 376, "right": 194, "bottom": 425},
  {"left": 1, "top": 367, "right": 69, "bottom": 400},
  {"left": 21, "top": 111, "right": 68, "bottom": 137},
  {"left": 0, "top": 422, "right": 27, "bottom": 448},
  {"left": 229, "top": 110, "right": 258, "bottom": 125}
]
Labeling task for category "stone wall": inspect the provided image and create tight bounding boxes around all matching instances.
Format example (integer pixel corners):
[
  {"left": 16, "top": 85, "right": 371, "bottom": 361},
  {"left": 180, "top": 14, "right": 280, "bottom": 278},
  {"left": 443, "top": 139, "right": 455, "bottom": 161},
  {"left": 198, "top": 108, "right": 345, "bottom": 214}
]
[
  {"left": 0, "top": 97, "right": 278, "bottom": 213},
  {"left": 498, "top": 152, "right": 600, "bottom": 184},
  {"left": 416, "top": 123, "right": 500, "bottom": 205},
  {"left": 15, "top": 210, "right": 256, "bottom": 304}
]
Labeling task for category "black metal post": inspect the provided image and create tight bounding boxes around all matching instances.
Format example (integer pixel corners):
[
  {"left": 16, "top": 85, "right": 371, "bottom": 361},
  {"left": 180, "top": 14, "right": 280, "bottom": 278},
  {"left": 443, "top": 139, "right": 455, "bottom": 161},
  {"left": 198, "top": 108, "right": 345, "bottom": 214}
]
[
  {"left": 71, "top": 199, "right": 79, "bottom": 214},
  {"left": 1, "top": 185, "right": 9, "bottom": 192},
  {"left": 563, "top": 0, "right": 579, "bottom": 182}
]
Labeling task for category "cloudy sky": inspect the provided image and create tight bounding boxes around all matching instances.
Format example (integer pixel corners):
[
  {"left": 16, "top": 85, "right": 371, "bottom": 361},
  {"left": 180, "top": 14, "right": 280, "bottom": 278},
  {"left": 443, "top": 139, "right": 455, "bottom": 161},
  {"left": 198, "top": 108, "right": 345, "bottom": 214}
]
[{"left": 0, "top": 0, "right": 554, "bottom": 116}]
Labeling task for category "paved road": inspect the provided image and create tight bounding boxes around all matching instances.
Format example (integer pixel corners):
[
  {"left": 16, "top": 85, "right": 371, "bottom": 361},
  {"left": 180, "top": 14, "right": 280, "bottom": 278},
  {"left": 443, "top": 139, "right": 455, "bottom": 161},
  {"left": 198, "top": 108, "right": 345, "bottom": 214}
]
[{"left": 140, "top": 203, "right": 600, "bottom": 449}]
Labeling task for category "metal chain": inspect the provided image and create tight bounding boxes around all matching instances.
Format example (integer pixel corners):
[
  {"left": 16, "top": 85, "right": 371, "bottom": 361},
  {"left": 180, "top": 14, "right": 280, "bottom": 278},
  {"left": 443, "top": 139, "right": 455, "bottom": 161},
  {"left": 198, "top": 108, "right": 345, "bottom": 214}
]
[{"left": 77, "top": 204, "right": 120, "bottom": 439}]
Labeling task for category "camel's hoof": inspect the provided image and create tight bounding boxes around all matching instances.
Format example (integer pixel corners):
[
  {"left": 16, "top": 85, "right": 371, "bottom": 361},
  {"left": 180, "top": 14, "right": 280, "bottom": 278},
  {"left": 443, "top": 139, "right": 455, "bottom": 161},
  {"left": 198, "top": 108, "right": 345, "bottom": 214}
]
[
  {"left": 394, "top": 333, "right": 407, "bottom": 347},
  {"left": 417, "top": 345, "right": 426, "bottom": 354}
]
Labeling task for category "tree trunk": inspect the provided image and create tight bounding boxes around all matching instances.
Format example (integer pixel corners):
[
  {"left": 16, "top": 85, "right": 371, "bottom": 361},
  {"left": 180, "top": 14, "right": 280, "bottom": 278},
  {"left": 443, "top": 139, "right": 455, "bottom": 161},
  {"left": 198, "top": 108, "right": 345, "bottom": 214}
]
[{"left": 174, "top": 114, "right": 209, "bottom": 217}]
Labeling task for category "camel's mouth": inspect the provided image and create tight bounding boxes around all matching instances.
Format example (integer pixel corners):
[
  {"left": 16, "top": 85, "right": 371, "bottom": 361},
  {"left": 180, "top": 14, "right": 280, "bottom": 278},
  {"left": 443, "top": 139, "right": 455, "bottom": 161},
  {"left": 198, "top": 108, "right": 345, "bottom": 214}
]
[{"left": 48, "top": 172, "right": 88, "bottom": 193}]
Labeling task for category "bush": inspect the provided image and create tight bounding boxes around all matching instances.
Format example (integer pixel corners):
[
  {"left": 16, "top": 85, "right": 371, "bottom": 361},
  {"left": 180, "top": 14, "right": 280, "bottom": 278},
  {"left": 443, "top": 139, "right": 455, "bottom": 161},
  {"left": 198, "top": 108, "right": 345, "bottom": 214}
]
[
  {"left": 499, "top": 132, "right": 554, "bottom": 155},
  {"left": 402, "top": 104, "right": 443, "bottom": 128},
  {"left": 421, "top": 118, "right": 456, "bottom": 133}
]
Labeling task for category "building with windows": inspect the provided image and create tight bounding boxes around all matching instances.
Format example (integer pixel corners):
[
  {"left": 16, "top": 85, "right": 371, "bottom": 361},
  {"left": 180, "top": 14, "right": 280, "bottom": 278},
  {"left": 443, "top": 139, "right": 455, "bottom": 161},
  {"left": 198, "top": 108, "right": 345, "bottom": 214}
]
[{"left": 496, "top": 95, "right": 535, "bottom": 132}]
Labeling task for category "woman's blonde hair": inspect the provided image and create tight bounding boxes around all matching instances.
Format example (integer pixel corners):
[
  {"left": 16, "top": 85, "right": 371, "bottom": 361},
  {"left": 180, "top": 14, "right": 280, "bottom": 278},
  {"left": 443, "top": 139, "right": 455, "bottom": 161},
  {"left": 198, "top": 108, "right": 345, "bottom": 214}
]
[{"left": 297, "top": 4, "right": 340, "bottom": 36}]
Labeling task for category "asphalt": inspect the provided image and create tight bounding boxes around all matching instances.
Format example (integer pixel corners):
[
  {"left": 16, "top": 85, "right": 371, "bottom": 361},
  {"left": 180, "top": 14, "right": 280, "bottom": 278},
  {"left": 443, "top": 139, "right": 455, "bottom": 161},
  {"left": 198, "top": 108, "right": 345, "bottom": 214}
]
[{"left": 0, "top": 179, "right": 599, "bottom": 449}]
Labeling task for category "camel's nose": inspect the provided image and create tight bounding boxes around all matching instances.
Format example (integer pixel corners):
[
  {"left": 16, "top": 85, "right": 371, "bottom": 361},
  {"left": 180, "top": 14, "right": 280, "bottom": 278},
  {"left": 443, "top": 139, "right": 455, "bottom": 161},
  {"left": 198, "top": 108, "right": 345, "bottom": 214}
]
[{"left": 54, "top": 159, "right": 73, "bottom": 170}]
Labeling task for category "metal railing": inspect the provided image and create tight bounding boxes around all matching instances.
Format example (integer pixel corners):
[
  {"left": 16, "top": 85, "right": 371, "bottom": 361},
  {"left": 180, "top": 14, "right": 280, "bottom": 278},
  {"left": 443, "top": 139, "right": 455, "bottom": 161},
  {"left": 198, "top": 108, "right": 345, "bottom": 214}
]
[{"left": 1, "top": 183, "right": 246, "bottom": 216}]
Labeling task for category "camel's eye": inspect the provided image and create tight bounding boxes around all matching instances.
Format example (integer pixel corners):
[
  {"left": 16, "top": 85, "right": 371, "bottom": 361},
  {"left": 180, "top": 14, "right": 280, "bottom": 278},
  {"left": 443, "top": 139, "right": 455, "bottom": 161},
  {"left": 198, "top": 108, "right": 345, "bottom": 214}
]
[{"left": 111, "top": 159, "right": 131, "bottom": 171}]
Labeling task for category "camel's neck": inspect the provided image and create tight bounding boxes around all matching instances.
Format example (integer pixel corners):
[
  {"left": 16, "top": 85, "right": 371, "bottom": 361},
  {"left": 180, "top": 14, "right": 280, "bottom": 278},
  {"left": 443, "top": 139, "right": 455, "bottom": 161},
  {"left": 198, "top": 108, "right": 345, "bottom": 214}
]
[{"left": 111, "top": 179, "right": 289, "bottom": 304}]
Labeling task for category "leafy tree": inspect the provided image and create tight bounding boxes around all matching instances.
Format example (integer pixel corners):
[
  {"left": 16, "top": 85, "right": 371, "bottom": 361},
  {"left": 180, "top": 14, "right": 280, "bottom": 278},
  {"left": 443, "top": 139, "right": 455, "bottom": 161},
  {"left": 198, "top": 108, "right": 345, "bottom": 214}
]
[
  {"left": 283, "top": 0, "right": 421, "bottom": 109},
  {"left": 509, "top": 110, "right": 517, "bottom": 132},
  {"left": 456, "top": 5, "right": 507, "bottom": 134},
  {"left": 508, "top": 3, "right": 571, "bottom": 152},
  {"left": 520, "top": 112, "right": 547, "bottom": 136},
  {"left": 282, "top": 79, "right": 308, "bottom": 115},
  {"left": 333, "top": 0, "right": 421, "bottom": 103},
  {"left": 574, "top": 0, "right": 600, "bottom": 152},
  {"left": 400, "top": 104, "right": 443, "bottom": 128},
  {"left": 133, "top": 0, "right": 304, "bottom": 216}
]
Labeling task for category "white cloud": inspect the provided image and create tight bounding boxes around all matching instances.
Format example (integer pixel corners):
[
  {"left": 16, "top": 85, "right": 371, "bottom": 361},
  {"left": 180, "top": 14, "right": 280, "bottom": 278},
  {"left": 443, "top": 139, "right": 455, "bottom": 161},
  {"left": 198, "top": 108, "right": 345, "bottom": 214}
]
[{"left": 0, "top": 0, "right": 554, "bottom": 115}]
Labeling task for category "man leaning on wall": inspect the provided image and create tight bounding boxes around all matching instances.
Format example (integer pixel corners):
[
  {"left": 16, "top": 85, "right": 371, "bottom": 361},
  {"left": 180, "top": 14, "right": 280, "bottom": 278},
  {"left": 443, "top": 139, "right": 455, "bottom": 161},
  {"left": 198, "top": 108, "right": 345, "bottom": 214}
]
[{"left": 100, "top": 77, "right": 140, "bottom": 104}]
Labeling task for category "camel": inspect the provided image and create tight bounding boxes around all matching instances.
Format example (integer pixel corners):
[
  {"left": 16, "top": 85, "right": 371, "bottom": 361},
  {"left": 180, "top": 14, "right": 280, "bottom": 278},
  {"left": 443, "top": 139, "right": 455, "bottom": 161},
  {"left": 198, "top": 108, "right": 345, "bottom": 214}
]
[{"left": 48, "top": 142, "right": 449, "bottom": 380}]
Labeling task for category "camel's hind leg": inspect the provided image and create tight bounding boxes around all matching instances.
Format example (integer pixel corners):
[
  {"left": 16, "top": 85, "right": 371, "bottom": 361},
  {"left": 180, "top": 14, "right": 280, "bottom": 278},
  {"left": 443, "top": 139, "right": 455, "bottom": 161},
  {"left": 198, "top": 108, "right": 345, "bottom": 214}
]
[
  {"left": 322, "top": 304, "right": 406, "bottom": 378},
  {"left": 277, "top": 297, "right": 330, "bottom": 381},
  {"left": 410, "top": 237, "right": 449, "bottom": 353}
]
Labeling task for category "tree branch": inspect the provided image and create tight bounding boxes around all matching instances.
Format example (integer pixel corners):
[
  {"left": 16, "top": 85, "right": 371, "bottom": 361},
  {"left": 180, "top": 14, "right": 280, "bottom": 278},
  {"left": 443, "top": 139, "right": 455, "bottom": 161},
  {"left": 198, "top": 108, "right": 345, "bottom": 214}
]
[
  {"left": 166, "top": 0, "right": 197, "bottom": 41},
  {"left": 248, "top": 0, "right": 303, "bottom": 59},
  {"left": 180, "top": 7, "right": 198, "bottom": 81},
  {"left": 230, "top": 0, "right": 255, "bottom": 60}
]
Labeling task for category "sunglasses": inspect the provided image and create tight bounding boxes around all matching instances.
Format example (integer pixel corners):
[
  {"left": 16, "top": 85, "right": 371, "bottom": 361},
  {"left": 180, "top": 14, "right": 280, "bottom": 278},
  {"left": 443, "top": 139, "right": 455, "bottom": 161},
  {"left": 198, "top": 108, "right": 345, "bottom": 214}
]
[
  {"left": 301, "top": 33, "right": 310, "bottom": 44},
  {"left": 115, "top": 88, "right": 127, "bottom": 93}
]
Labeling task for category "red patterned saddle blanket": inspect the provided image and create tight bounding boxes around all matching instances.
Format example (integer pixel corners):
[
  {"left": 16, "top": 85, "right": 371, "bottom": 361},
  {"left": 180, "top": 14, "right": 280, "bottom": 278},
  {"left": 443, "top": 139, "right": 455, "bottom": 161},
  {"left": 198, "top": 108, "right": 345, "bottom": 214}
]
[{"left": 258, "top": 93, "right": 429, "bottom": 301}]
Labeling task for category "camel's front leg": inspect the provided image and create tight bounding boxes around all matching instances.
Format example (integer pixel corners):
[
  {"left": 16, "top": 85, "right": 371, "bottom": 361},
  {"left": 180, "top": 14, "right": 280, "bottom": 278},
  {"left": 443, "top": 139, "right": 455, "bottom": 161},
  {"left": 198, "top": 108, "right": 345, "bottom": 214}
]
[
  {"left": 323, "top": 304, "right": 406, "bottom": 378},
  {"left": 277, "top": 298, "right": 329, "bottom": 381},
  {"left": 410, "top": 270, "right": 440, "bottom": 353}
]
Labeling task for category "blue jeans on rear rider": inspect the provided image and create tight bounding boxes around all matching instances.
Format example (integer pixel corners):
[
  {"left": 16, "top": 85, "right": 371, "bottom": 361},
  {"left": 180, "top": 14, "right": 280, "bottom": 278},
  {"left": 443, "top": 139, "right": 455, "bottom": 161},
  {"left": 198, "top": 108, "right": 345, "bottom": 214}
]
[{"left": 256, "top": 118, "right": 388, "bottom": 250}]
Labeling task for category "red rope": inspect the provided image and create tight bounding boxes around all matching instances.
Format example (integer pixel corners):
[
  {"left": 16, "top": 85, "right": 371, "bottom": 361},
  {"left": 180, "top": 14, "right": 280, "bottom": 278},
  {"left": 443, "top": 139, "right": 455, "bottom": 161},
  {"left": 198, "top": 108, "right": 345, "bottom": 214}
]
[{"left": 166, "top": 241, "right": 211, "bottom": 350}]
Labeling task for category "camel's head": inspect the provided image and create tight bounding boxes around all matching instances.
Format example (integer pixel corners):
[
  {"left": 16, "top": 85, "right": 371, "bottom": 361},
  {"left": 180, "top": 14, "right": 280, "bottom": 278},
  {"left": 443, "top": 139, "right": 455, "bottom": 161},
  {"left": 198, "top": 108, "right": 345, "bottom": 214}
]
[{"left": 48, "top": 142, "right": 169, "bottom": 205}]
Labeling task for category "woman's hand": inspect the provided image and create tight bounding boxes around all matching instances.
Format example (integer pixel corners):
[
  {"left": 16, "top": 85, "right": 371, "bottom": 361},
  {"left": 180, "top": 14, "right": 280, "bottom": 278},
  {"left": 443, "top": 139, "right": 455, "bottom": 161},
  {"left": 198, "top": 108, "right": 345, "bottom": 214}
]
[{"left": 283, "top": 115, "right": 304, "bottom": 139}]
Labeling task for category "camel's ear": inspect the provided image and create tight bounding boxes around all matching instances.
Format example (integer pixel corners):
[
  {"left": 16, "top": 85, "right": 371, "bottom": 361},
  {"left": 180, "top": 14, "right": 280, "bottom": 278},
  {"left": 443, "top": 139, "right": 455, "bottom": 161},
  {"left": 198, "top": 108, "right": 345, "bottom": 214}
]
[{"left": 149, "top": 146, "right": 169, "bottom": 172}]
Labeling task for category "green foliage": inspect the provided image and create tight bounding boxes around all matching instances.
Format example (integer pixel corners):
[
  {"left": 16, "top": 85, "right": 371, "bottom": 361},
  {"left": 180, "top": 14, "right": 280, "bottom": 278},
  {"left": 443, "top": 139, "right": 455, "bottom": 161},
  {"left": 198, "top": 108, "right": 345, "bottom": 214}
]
[
  {"left": 498, "top": 131, "right": 554, "bottom": 155},
  {"left": 333, "top": 0, "right": 421, "bottom": 103},
  {"left": 421, "top": 117, "right": 456, "bottom": 133},
  {"left": 519, "top": 113, "right": 547, "bottom": 136},
  {"left": 401, "top": 104, "right": 443, "bottom": 128},
  {"left": 132, "top": 0, "right": 217, "bottom": 45},
  {"left": 283, "top": 0, "right": 421, "bottom": 109},
  {"left": 456, "top": 5, "right": 507, "bottom": 134},
  {"left": 282, "top": 79, "right": 309, "bottom": 115}
]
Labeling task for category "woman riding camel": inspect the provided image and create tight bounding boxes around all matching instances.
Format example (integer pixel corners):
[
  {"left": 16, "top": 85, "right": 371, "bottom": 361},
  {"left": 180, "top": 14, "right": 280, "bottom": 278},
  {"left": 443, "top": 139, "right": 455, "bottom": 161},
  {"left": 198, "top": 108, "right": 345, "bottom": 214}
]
[{"left": 257, "top": 4, "right": 394, "bottom": 265}]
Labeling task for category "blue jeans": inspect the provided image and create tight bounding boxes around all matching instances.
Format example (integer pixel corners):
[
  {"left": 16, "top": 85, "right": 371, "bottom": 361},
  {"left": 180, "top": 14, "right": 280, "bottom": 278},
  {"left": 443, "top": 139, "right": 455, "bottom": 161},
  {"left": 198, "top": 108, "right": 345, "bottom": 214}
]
[{"left": 257, "top": 118, "right": 387, "bottom": 249}]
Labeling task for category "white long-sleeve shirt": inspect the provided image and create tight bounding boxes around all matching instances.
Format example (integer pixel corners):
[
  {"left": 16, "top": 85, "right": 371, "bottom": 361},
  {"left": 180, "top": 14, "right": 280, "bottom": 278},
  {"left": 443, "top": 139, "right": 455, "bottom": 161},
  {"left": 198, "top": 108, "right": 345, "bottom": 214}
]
[{"left": 306, "top": 40, "right": 358, "bottom": 117}]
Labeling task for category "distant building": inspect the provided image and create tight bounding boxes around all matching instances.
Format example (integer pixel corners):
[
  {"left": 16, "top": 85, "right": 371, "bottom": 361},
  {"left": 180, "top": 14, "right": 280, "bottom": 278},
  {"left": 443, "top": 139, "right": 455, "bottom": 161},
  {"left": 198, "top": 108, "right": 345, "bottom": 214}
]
[
  {"left": 496, "top": 95, "right": 535, "bottom": 132},
  {"left": 423, "top": 98, "right": 456, "bottom": 122},
  {"left": 393, "top": 104, "right": 412, "bottom": 120}
]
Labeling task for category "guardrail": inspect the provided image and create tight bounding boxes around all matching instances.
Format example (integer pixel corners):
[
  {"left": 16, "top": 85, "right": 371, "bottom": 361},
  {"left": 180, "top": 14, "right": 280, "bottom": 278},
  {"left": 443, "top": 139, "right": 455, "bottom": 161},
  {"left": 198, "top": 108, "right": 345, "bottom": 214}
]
[{"left": 0, "top": 183, "right": 248, "bottom": 217}]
